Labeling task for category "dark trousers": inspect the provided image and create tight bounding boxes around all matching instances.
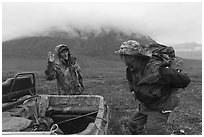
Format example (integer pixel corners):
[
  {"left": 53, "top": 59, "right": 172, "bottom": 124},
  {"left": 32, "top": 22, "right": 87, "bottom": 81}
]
[{"left": 128, "top": 104, "right": 171, "bottom": 135}]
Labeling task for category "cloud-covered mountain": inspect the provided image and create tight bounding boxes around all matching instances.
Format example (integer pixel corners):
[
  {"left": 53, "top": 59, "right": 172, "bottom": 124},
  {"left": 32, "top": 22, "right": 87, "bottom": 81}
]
[
  {"left": 2, "top": 27, "right": 157, "bottom": 60},
  {"left": 2, "top": 27, "right": 201, "bottom": 60}
]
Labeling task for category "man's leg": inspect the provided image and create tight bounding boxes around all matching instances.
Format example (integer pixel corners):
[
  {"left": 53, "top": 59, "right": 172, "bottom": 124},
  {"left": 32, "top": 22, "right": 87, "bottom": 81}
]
[
  {"left": 127, "top": 110, "right": 147, "bottom": 134},
  {"left": 145, "top": 111, "right": 171, "bottom": 135}
]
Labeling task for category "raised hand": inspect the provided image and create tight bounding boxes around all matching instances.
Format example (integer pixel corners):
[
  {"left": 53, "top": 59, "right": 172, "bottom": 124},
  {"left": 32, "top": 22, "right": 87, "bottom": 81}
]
[{"left": 48, "top": 52, "right": 55, "bottom": 62}]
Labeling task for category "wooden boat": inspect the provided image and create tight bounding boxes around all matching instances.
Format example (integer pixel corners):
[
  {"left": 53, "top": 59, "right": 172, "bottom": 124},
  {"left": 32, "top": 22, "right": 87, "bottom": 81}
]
[{"left": 2, "top": 73, "right": 109, "bottom": 135}]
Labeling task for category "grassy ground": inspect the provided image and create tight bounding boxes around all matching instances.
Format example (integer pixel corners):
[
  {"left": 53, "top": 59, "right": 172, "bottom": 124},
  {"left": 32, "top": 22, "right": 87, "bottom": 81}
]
[{"left": 2, "top": 57, "right": 202, "bottom": 135}]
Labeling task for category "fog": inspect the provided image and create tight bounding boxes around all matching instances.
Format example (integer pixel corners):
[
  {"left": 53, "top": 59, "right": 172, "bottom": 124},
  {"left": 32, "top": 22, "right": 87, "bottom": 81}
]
[{"left": 2, "top": 2, "right": 202, "bottom": 45}]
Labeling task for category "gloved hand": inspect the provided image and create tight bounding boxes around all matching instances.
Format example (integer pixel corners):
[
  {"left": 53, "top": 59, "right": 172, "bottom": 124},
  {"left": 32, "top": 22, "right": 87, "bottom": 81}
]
[{"left": 48, "top": 52, "right": 55, "bottom": 62}]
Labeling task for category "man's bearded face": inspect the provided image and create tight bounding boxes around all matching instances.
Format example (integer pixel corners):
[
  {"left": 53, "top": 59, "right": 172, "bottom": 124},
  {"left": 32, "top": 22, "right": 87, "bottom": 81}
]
[{"left": 60, "top": 50, "right": 69, "bottom": 60}]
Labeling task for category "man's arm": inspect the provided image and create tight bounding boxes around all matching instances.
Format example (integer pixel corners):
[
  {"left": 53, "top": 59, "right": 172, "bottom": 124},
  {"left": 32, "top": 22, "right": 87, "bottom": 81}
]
[
  {"left": 126, "top": 67, "right": 134, "bottom": 92},
  {"left": 45, "top": 52, "right": 58, "bottom": 80},
  {"left": 159, "top": 66, "right": 191, "bottom": 88},
  {"left": 45, "top": 61, "right": 57, "bottom": 81},
  {"left": 77, "top": 69, "right": 84, "bottom": 90}
]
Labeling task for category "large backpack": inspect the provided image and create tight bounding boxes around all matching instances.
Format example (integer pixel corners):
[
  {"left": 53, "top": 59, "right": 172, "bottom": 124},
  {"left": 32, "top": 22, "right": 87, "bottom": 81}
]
[
  {"left": 149, "top": 43, "right": 175, "bottom": 62},
  {"left": 132, "top": 43, "right": 190, "bottom": 105},
  {"left": 148, "top": 43, "right": 184, "bottom": 71}
]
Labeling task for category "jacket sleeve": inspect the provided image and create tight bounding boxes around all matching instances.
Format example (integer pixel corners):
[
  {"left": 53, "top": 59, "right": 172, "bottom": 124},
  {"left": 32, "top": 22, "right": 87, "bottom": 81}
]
[
  {"left": 77, "top": 69, "right": 84, "bottom": 90},
  {"left": 75, "top": 63, "right": 83, "bottom": 83},
  {"left": 71, "top": 60, "right": 84, "bottom": 89},
  {"left": 45, "top": 61, "right": 57, "bottom": 81},
  {"left": 126, "top": 67, "right": 134, "bottom": 92},
  {"left": 159, "top": 66, "right": 191, "bottom": 88}
]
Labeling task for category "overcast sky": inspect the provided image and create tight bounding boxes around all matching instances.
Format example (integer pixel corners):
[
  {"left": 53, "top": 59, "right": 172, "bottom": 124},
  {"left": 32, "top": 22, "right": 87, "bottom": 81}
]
[{"left": 2, "top": 2, "right": 202, "bottom": 45}]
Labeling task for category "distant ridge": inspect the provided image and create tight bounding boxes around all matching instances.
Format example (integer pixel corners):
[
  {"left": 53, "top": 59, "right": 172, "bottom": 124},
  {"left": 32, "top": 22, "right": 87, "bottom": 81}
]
[
  {"left": 2, "top": 27, "right": 201, "bottom": 60},
  {"left": 2, "top": 28, "right": 156, "bottom": 60},
  {"left": 173, "top": 42, "right": 202, "bottom": 60}
]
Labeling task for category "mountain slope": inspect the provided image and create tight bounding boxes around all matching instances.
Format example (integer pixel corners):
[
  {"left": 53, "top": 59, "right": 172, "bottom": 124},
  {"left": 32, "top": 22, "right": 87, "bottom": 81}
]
[
  {"left": 2, "top": 28, "right": 157, "bottom": 60},
  {"left": 2, "top": 27, "right": 201, "bottom": 62}
]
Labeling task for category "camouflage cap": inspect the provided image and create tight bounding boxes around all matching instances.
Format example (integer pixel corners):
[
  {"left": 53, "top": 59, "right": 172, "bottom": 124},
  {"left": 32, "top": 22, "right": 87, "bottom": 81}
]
[
  {"left": 114, "top": 40, "right": 152, "bottom": 57},
  {"left": 55, "top": 44, "right": 69, "bottom": 54}
]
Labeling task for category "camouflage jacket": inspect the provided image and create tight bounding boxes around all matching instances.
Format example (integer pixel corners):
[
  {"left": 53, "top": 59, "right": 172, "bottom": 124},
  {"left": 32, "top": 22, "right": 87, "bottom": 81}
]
[
  {"left": 126, "top": 52, "right": 190, "bottom": 111},
  {"left": 45, "top": 57, "right": 84, "bottom": 95}
]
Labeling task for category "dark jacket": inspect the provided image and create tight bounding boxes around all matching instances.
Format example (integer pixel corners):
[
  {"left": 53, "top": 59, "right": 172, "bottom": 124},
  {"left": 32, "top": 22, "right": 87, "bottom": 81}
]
[
  {"left": 45, "top": 56, "right": 84, "bottom": 95},
  {"left": 126, "top": 56, "right": 191, "bottom": 111}
]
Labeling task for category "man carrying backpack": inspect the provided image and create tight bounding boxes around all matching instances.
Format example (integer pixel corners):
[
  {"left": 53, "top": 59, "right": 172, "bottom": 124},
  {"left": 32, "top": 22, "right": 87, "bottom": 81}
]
[{"left": 114, "top": 40, "right": 191, "bottom": 135}]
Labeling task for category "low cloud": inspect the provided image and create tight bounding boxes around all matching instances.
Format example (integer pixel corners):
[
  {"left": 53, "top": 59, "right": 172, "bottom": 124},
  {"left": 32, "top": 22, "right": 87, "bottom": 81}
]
[{"left": 2, "top": 2, "right": 202, "bottom": 45}]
